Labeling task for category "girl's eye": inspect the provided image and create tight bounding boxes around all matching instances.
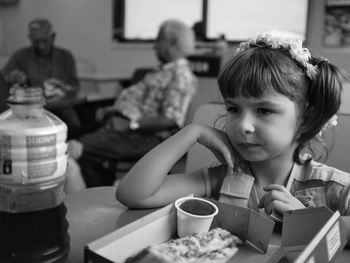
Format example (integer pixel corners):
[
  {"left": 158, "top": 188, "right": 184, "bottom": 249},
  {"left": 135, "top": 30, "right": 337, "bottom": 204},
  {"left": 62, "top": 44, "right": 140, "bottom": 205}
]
[
  {"left": 257, "top": 108, "right": 273, "bottom": 115},
  {"left": 227, "top": 106, "right": 239, "bottom": 113}
]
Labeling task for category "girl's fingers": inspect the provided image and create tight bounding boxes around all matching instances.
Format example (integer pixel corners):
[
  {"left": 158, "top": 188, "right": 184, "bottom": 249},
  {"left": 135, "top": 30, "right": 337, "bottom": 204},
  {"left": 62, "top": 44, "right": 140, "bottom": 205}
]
[
  {"left": 259, "top": 185, "right": 306, "bottom": 212},
  {"left": 263, "top": 184, "right": 288, "bottom": 193},
  {"left": 219, "top": 146, "right": 234, "bottom": 168},
  {"left": 198, "top": 126, "right": 234, "bottom": 168},
  {"left": 258, "top": 194, "right": 266, "bottom": 209},
  {"left": 258, "top": 188, "right": 290, "bottom": 208},
  {"left": 264, "top": 200, "right": 290, "bottom": 215},
  {"left": 211, "top": 135, "right": 235, "bottom": 168}
]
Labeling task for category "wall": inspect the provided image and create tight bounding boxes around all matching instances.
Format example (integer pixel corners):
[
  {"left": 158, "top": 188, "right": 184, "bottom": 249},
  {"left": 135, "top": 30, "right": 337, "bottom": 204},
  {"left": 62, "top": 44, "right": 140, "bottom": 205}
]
[
  {"left": 307, "top": 0, "right": 350, "bottom": 72},
  {"left": 1, "top": 0, "right": 350, "bottom": 77},
  {"left": 1, "top": 0, "right": 350, "bottom": 172},
  {"left": 0, "top": 0, "right": 157, "bottom": 77}
]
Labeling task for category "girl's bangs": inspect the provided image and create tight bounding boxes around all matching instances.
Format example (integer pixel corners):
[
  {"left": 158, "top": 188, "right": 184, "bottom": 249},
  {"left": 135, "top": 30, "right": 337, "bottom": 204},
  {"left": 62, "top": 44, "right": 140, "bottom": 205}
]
[{"left": 219, "top": 48, "right": 295, "bottom": 99}]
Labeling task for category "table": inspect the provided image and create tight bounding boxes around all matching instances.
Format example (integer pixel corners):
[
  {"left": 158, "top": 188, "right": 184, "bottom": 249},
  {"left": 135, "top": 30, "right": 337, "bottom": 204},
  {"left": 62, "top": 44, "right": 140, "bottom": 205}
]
[
  {"left": 65, "top": 186, "right": 156, "bottom": 262},
  {"left": 64, "top": 187, "right": 350, "bottom": 263}
]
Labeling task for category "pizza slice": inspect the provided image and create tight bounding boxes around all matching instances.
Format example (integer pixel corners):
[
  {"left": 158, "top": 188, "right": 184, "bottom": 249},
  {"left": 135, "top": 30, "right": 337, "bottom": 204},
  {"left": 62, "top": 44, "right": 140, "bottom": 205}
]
[{"left": 125, "top": 228, "right": 242, "bottom": 263}]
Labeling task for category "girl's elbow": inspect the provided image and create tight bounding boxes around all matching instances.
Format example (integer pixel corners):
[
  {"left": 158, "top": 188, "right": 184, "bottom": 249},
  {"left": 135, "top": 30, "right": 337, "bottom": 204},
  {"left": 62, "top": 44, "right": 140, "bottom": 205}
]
[
  {"left": 115, "top": 185, "right": 131, "bottom": 204},
  {"left": 116, "top": 188, "right": 132, "bottom": 207},
  {"left": 115, "top": 187, "right": 146, "bottom": 208}
]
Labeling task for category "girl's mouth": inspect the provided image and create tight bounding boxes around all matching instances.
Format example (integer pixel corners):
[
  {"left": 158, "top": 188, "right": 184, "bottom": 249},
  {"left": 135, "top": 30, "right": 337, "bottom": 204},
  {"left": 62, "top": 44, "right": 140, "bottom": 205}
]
[{"left": 238, "top": 142, "right": 260, "bottom": 149}]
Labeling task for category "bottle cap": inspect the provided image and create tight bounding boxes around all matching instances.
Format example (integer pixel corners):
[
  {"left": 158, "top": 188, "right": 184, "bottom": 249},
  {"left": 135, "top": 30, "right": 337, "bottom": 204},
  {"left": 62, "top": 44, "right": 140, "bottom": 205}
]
[{"left": 7, "top": 86, "right": 46, "bottom": 105}]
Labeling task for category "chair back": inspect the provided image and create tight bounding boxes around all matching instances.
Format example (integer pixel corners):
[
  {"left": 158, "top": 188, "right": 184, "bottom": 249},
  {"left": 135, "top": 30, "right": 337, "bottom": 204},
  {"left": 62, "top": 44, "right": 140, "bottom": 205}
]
[
  {"left": 0, "top": 73, "right": 9, "bottom": 113},
  {"left": 129, "top": 68, "right": 154, "bottom": 85},
  {"left": 185, "top": 103, "right": 226, "bottom": 172}
]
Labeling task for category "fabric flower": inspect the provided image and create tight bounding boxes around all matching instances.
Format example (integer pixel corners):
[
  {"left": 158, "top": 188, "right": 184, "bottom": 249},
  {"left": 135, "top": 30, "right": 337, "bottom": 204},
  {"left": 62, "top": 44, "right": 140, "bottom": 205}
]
[
  {"left": 306, "top": 64, "right": 318, "bottom": 80},
  {"left": 316, "top": 115, "right": 338, "bottom": 138},
  {"left": 234, "top": 31, "right": 319, "bottom": 81}
]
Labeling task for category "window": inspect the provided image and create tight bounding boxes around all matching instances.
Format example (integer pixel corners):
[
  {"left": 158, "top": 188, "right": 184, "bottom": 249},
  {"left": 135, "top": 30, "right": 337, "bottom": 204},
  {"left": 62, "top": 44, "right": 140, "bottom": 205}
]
[
  {"left": 113, "top": 0, "right": 309, "bottom": 43},
  {"left": 206, "top": 0, "right": 309, "bottom": 41},
  {"left": 113, "top": 0, "right": 202, "bottom": 42}
]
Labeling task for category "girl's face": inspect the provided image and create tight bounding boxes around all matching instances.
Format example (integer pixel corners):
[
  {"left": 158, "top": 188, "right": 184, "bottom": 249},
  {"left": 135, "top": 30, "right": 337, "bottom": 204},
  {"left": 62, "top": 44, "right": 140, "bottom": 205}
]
[{"left": 225, "top": 93, "right": 299, "bottom": 163}]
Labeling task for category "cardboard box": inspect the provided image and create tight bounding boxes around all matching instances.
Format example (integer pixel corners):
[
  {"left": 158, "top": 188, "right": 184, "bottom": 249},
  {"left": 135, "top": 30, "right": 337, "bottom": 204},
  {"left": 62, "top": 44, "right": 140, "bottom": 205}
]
[{"left": 84, "top": 200, "right": 347, "bottom": 263}]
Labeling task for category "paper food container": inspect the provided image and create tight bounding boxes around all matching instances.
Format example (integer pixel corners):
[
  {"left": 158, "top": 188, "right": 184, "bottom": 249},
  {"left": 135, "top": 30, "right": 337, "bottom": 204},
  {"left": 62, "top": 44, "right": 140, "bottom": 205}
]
[{"left": 84, "top": 199, "right": 347, "bottom": 263}]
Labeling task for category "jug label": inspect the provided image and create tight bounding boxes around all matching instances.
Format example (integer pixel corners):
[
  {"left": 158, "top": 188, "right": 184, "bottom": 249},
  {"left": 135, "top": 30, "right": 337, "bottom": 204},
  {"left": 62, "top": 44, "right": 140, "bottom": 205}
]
[
  {"left": 0, "top": 135, "right": 12, "bottom": 176},
  {"left": 27, "top": 146, "right": 57, "bottom": 161},
  {"left": 28, "top": 162, "right": 57, "bottom": 178},
  {"left": 3, "top": 160, "right": 12, "bottom": 174},
  {"left": 27, "top": 134, "right": 56, "bottom": 147},
  {"left": 0, "top": 133, "right": 63, "bottom": 179},
  {"left": 0, "top": 135, "right": 11, "bottom": 160}
]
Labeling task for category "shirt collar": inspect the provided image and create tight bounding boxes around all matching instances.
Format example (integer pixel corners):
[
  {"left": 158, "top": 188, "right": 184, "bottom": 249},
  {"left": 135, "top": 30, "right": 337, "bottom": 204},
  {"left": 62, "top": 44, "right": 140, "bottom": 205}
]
[
  {"left": 30, "top": 46, "right": 54, "bottom": 59},
  {"left": 288, "top": 154, "right": 315, "bottom": 183},
  {"left": 160, "top": 58, "right": 188, "bottom": 70}
]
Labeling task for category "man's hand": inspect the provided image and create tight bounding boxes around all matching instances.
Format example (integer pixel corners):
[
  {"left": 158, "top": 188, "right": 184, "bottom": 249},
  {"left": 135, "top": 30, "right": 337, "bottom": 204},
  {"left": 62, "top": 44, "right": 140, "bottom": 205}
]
[
  {"left": 258, "top": 184, "right": 305, "bottom": 215},
  {"left": 96, "top": 106, "right": 115, "bottom": 123},
  {"left": 68, "top": 140, "right": 83, "bottom": 160},
  {"left": 103, "top": 116, "right": 130, "bottom": 132},
  {"left": 45, "top": 78, "right": 71, "bottom": 90},
  {"left": 5, "top": 69, "right": 27, "bottom": 86},
  {"left": 44, "top": 78, "right": 74, "bottom": 98},
  {"left": 44, "top": 78, "right": 66, "bottom": 98}
]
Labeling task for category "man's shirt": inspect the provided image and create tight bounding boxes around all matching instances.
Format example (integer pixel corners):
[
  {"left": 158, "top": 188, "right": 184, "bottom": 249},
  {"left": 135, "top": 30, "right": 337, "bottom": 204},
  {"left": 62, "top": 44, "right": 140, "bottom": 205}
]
[
  {"left": 114, "top": 58, "right": 197, "bottom": 137},
  {"left": 1, "top": 46, "right": 79, "bottom": 93}
]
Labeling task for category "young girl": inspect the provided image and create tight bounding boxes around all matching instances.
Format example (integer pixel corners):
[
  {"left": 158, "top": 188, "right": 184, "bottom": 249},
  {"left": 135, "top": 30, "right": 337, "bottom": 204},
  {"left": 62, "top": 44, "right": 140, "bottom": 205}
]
[{"left": 116, "top": 32, "right": 350, "bottom": 239}]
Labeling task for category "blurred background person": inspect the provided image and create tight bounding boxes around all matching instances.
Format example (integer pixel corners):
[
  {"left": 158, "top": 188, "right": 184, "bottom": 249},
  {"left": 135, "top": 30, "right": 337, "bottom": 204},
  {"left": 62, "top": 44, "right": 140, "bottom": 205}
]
[
  {"left": 68, "top": 19, "right": 197, "bottom": 187},
  {"left": 1, "top": 18, "right": 81, "bottom": 138}
]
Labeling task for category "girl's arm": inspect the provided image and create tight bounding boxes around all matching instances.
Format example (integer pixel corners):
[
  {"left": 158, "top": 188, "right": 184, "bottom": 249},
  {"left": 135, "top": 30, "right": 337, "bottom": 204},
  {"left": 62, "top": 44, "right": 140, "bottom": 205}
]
[{"left": 116, "top": 124, "right": 234, "bottom": 208}]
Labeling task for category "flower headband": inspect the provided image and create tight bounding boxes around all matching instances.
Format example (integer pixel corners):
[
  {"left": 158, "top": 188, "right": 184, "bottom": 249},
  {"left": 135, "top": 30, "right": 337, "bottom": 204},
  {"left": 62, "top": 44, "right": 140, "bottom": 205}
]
[
  {"left": 316, "top": 115, "right": 338, "bottom": 139},
  {"left": 235, "top": 31, "right": 337, "bottom": 138},
  {"left": 235, "top": 31, "right": 318, "bottom": 80}
]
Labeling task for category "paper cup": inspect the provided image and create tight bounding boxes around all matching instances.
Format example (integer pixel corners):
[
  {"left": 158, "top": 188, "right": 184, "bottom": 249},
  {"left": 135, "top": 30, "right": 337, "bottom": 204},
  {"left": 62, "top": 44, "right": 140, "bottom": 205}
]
[{"left": 175, "top": 196, "right": 218, "bottom": 237}]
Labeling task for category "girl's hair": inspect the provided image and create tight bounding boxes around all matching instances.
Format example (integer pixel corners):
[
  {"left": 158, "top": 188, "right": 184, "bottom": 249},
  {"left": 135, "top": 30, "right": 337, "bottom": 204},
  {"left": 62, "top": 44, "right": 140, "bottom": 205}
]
[{"left": 218, "top": 33, "right": 343, "bottom": 164}]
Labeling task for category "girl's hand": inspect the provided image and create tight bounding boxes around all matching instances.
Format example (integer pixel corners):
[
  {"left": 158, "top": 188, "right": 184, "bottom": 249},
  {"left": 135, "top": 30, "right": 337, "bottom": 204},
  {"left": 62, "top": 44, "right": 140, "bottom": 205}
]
[
  {"left": 258, "top": 184, "right": 305, "bottom": 215},
  {"left": 193, "top": 124, "right": 235, "bottom": 170}
]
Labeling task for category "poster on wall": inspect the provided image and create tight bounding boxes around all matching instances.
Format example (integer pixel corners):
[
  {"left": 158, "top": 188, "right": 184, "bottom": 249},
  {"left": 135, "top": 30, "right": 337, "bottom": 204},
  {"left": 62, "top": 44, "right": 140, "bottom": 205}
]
[{"left": 323, "top": 0, "right": 350, "bottom": 47}]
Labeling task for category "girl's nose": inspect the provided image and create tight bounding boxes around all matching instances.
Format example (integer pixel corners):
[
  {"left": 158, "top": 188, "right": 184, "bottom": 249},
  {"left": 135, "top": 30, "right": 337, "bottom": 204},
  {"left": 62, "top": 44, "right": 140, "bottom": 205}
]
[{"left": 237, "top": 113, "right": 255, "bottom": 135}]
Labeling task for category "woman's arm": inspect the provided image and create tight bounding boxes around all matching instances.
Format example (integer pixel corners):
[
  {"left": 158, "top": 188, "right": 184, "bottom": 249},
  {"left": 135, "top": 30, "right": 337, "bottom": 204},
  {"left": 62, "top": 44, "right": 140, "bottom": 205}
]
[{"left": 115, "top": 124, "right": 234, "bottom": 208}]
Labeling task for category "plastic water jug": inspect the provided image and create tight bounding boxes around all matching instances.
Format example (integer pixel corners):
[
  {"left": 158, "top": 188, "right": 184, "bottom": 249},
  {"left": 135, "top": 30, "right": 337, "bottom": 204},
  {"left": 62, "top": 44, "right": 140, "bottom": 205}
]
[{"left": 0, "top": 86, "right": 70, "bottom": 262}]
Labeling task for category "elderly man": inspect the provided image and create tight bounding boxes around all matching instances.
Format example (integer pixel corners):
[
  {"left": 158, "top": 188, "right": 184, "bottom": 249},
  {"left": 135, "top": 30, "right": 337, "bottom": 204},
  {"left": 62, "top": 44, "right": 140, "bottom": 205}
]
[
  {"left": 69, "top": 19, "right": 197, "bottom": 187},
  {"left": 1, "top": 18, "right": 80, "bottom": 137}
]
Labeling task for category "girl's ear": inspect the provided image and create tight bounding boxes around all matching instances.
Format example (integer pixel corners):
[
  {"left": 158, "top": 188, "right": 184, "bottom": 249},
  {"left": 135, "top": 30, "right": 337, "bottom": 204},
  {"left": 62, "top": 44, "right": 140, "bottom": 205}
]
[
  {"left": 293, "top": 126, "right": 303, "bottom": 143},
  {"left": 294, "top": 112, "right": 309, "bottom": 143},
  {"left": 295, "top": 102, "right": 313, "bottom": 140},
  {"left": 295, "top": 109, "right": 317, "bottom": 143},
  {"left": 295, "top": 129, "right": 307, "bottom": 144}
]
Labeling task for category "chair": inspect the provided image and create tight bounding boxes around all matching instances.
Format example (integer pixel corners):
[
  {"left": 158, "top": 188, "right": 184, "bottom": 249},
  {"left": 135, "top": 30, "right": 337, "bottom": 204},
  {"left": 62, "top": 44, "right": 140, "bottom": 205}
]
[
  {"left": 186, "top": 102, "right": 226, "bottom": 172},
  {"left": 110, "top": 93, "right": 202, "bottom": 178},
  {"left": 74, "top": 66, "right": 224, "bottom": 180},
  {"left": 165, "top": 102, "right": 226, "bottom": 174},
  {"left": 74, "top": 68, "right": 155, "bottom": 179},
  {"left": 0, "top": 73, "right": 9, "bottom": 113}
]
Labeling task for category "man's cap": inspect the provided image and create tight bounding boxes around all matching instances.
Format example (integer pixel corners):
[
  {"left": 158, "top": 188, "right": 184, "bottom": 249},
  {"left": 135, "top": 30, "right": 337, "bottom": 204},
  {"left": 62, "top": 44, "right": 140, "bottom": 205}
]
[{"left": 28, "top": 18, "right": 53, "bottom": 34}]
